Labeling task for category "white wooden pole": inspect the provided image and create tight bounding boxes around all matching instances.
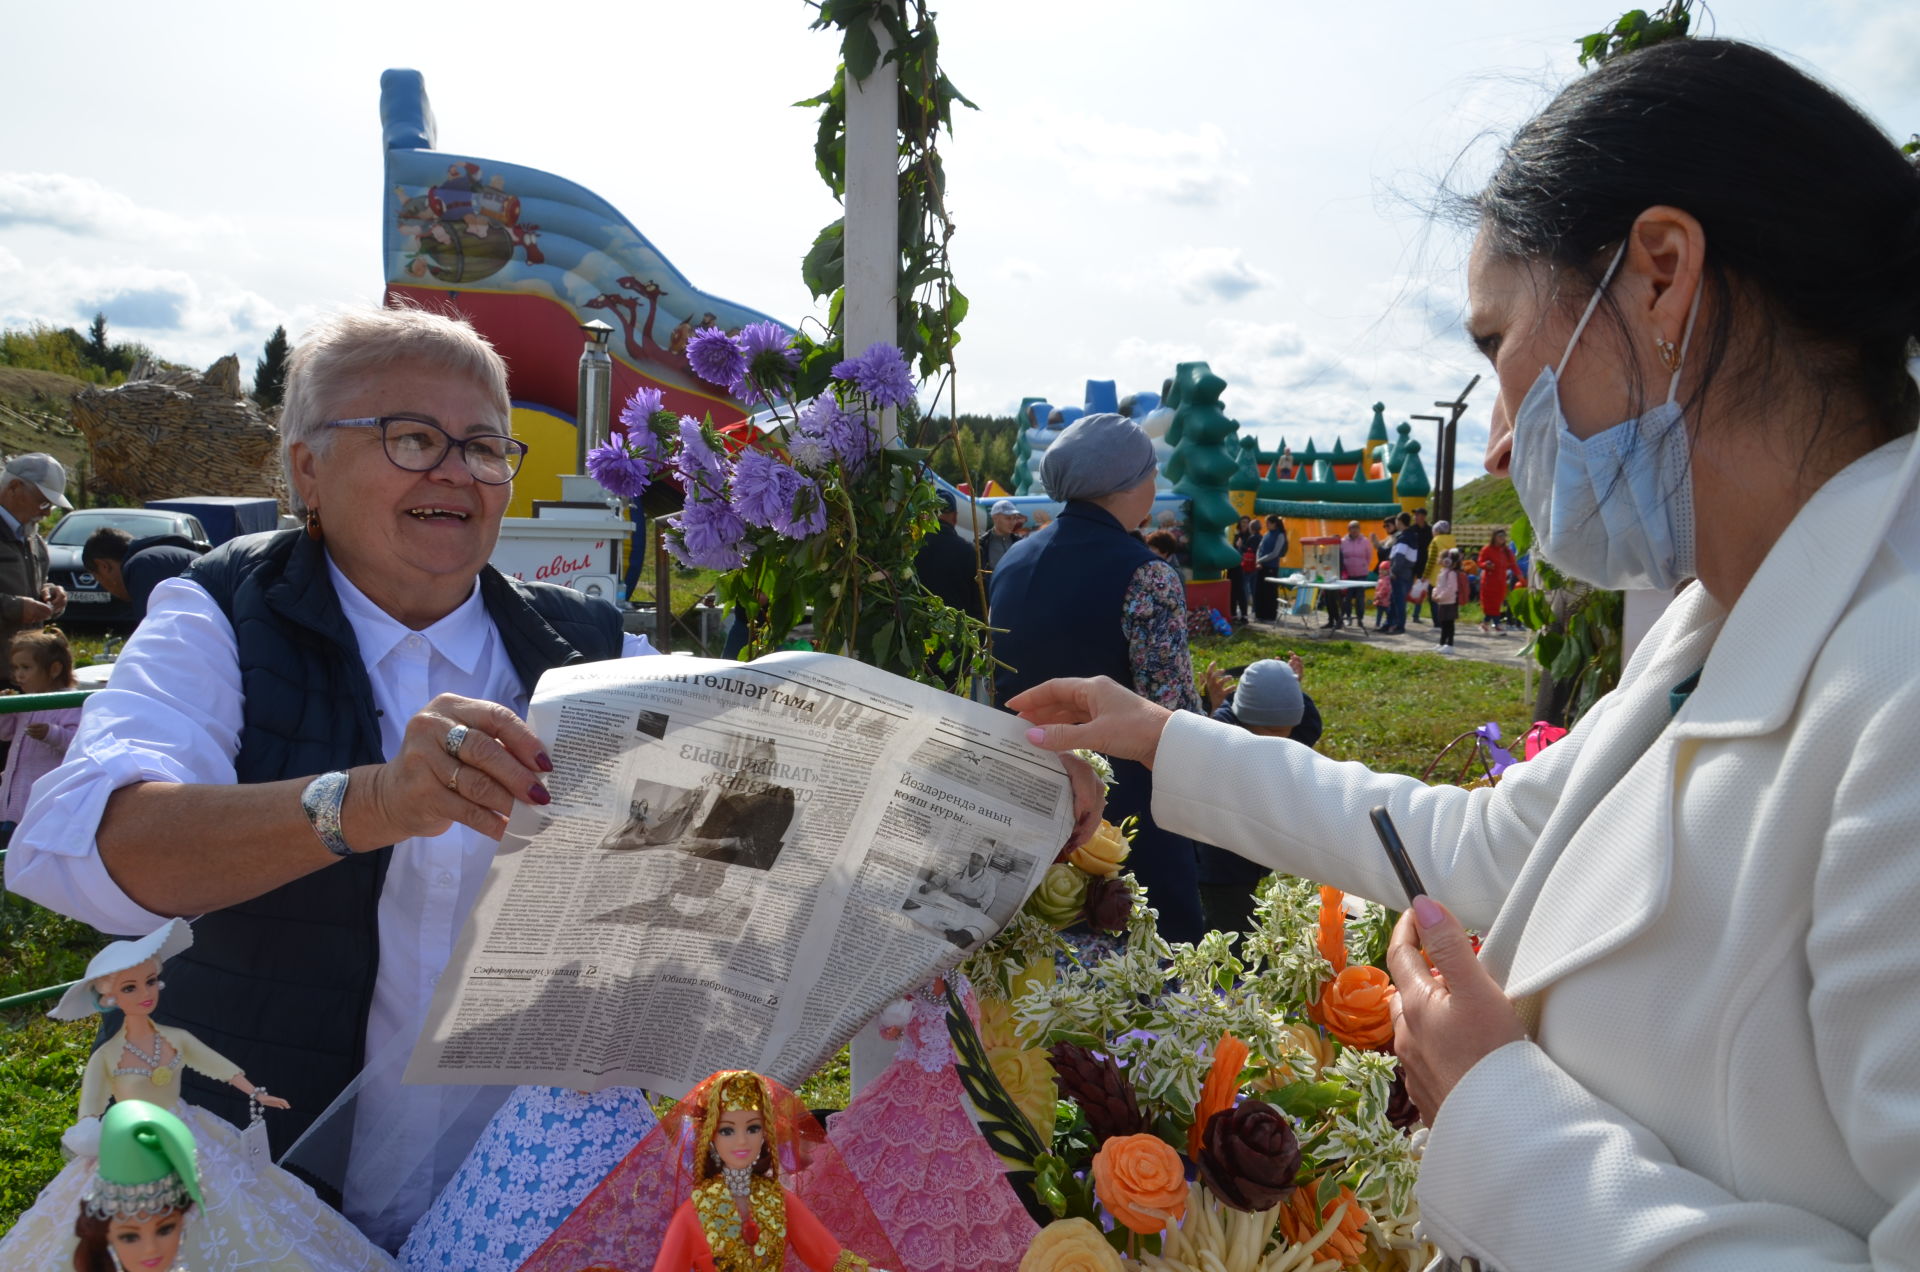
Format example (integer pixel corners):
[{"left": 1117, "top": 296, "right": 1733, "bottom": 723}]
[
  {"left": 845, "top": 3, "right": 905, "bottom": 1096},
  {"left": 843, "top": 2, "right": 899, "bottom": 446}
]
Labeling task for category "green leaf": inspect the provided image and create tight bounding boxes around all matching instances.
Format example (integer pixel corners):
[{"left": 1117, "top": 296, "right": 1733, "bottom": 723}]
[
  {"left": 1260, "top": 1080, "right": 1359, "bottom": 1120},
  {"left": 1509, "top": 511, "right": 1533, "bottom": 554},
  {"left": 801, "top": 219, "right": 846, "bottom": 300},
  {"left": 842, "top": 17, "right": 881, "bottom": 82}
]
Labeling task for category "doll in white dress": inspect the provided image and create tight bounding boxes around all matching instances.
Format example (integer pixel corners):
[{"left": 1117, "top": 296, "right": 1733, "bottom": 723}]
[{"left": 0, "top": 918, "right": 395, "bottom": 1271}]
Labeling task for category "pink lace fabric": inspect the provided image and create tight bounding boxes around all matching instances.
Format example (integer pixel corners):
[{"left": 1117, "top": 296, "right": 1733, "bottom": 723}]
[
  {"left": 518, "top": 1071, "right": 898, "bottom": 1272},
  {"left": 826, "top": 975, "right": 1037, "bottom": 1272}
]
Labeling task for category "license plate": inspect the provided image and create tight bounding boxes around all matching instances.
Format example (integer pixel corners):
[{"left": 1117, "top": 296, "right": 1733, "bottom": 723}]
[{"left": 67, "top": 591, "right": 110, "bottom": 604}]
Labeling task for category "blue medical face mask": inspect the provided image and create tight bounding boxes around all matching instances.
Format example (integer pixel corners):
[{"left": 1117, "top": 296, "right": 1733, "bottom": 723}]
[{"left": 1508, "top": 243, "right": 1704, "bottom": 591}]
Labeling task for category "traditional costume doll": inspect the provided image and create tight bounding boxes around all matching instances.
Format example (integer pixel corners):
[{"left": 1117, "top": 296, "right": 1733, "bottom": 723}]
[
  {"left": 397, "top": 1084, "right": 658, "bottom": 1272},
  {"left": 517, "top": 1070, "right": 900, "bottom": 1272},
  {"left": 0, "top": 919, "right": 395, "bottom": 1271},
  {"left": 72, "top": 1100, "right": 202, "bottom": 1272},
  {"left": 826, "top": 976, "right": 1036, "bottom": 1272}
]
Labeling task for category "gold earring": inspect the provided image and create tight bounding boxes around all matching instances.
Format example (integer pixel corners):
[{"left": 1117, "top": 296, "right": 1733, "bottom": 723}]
[
  {"left": 1655, "top": 337, "right": 1680, "bottom": 371},
  {"left": 305, "top": 510, "right": 323, "bottom": 541}
]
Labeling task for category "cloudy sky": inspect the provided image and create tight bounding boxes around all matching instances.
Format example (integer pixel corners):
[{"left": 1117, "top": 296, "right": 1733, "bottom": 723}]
[{"left": 4, "top": 0, "right": 1915, "bottom": 486}]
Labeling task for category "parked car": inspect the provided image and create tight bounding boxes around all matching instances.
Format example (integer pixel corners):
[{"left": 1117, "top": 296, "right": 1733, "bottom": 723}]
[{"left": 46, "top": 507, "right": 212, "bottom": 626}]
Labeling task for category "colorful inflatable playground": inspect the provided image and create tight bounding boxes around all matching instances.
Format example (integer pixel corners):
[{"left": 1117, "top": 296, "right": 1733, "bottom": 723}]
[{"left": 377, "top": 68, "right": 1435, "bottom": 596}]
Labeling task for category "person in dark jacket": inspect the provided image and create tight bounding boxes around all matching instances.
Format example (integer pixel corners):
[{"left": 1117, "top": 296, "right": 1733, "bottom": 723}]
[
  {"left": 6, "top": 307, "right": 650, "bottom": 1244},
  {"left": 1195, "top": 657, "right": 1321, "bottom": 934},
  {"left": 81, "top": 527, "right": 209, "bottom": 621},
  {"left": 991, "top": 413, "right": 1209, "bottom": 944},
  {"left": 913, "top": 489, "right": 985, "bottom": 621}
]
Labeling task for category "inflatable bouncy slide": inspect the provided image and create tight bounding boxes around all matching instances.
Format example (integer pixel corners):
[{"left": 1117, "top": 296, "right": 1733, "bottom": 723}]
[{"left": 379, "top": 69, "right": 787, "bottom": 521}]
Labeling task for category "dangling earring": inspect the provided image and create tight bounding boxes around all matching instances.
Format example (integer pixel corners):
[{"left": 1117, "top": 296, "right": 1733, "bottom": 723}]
[
  {"left": 305, "top": 509, "right": 324, "bottom": 541},
  {"left": 710, "top": 1145, "right": 723, "bottom": 1168},
  {"left": 99, "top": 995, "right": 117, "bottom": 1009},
  {"left": 1655, "top": 336, "right": 1680, "bottom": 372}
]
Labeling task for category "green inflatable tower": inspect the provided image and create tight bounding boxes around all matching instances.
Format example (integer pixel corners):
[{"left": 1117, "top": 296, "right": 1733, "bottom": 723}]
[{"left": 1163, "top": 361, "right": 1243, "bottom": 581}]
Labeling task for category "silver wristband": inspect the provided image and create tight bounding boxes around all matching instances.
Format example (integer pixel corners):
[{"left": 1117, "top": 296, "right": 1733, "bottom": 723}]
[{"left": 300, "top": 770, "right": 353, "bottom": 857}]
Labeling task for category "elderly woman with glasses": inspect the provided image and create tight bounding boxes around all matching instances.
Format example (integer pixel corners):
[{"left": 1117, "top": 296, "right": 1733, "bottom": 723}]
[{"left": 7, "top": 306, "right": 655, "bottom": 1245}]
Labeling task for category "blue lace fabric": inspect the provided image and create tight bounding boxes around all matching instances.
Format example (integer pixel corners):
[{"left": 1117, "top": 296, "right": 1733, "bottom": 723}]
[{"left": 399, "top": 1085, "right": 657, "bottom": 1272}]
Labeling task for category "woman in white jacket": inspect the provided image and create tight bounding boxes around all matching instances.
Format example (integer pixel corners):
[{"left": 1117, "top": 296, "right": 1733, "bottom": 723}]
[{"left": 1013, "top": 39, "right": 1920, "bottom": 1272}]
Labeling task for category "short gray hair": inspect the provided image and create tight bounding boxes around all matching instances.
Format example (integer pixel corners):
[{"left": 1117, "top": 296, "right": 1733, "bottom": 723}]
[{"left": 280, "top": 305, "right": 511, "bottom": 513}]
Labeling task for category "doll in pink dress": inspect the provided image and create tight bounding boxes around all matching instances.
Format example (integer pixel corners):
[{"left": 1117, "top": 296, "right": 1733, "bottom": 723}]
[{"left": 826, "top": 974, "right": 1037, "bottom": 1272}]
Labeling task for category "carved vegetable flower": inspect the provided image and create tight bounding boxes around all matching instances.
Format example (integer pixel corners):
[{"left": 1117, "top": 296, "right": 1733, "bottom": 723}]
[
  {"left": 1195, "top": 1101, "right": 1301, "bottom": 1213},
  {"left": 1049, "top": 1042, "right": 1146, "bottom": 1142},
  {"left": 1309, "top": 965, "right": 1397, "bottom": 1050},
  {"left": 1278, "top": 1179, "right": 1371, "bottom": 1267},
  {"left": 988, "top": 1044, "right": 1058, "bottom": 1140},
  {"left": 1082, "top": 875, "right": 1131, "bottom": 933},
  {"left": 1018, "top": 1217, "right": 1124, "bottom": 1272},
  {"left": 1091, "top": 1133, "right": 1188, "bottom": 1234},
  {"left": 1068, "top": 820, "right": 1132, "bottom": 877},
  {"left": 1187, "top": 1032, "right": 1250, "bottom": 1159},
  {"left": 1028, "top": 863, "right": 1091, "bottom": 929},
  {"left": 1262, "top": 1021, "right": 1335, "bottom": 1084}
]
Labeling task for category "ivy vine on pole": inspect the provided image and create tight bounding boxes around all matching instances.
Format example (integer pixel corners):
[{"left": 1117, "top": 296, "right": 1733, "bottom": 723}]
[
  {"left": 797, "top": 0, "right": 975, "bottom": 388},
  {"left": 792, "top": 0, "right": 1001, "bottom": 686}
]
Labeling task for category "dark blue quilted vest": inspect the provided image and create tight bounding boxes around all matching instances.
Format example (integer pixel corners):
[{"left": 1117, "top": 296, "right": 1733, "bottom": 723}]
[
  {"left": 988, "top": 502, "right": 1207, "bottom": 944},
  {"left": 158, "top": 529, "right": 622, "bottom": 1160},
  {"left": 988, "top": 501, "right": 1154, "bottom": 703}
]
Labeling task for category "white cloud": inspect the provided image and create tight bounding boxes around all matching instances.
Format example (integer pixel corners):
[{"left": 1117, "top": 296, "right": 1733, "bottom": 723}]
[
  {"left": 0, "top": 253, "right": 295, "bottom": 369},
  {"left": 0, "top": 172, "right": 228, "bottom": 243},
  {"left": 982, "top": 108, "right": 1249, "bottom": 206},
  {"left": 1170, "top": 248, "right": 1271, "bottom": 304}
]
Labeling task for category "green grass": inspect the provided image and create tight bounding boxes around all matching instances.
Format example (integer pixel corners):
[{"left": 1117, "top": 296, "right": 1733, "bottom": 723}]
[
  {"left": 1190, "top": 629, "right": 1530, "bottom": 778},
  {"left": 0, "top": 632, "right": 1517, "bottom": 1225},
  {"left": 1451, "top": 472, "right": 1522, "bottom": 530},
  {"left": 0, "top": 905, "right": 99, "bottom": 1228}
]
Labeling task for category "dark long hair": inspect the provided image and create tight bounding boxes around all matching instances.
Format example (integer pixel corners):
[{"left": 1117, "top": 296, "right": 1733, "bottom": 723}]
[{"left": 1471, "top": 39, "right": 1920, "bottom": 445}]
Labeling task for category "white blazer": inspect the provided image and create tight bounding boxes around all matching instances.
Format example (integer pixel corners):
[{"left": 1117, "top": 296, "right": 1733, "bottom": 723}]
[{"left": 1155, "top": 433, "right": 1920, "bottom": 1270}]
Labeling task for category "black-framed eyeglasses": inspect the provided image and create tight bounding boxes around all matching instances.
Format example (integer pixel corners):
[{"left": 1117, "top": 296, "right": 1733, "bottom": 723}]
[{"left": 324, "top": 414, "right": 528, "bottom": 484}]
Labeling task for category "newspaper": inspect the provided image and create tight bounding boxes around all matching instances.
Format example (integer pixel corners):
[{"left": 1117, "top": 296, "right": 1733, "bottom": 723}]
[{"left": 403, "top": 651, "right": 1073, "bottom": 1096}]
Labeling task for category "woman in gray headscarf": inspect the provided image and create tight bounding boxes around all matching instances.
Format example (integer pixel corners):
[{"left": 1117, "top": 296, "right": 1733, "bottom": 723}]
[{"left": 988, "top": 413, "right": 1208, "bottom": 943}]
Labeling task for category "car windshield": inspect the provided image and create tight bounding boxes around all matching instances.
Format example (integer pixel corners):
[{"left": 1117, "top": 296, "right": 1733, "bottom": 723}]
[{"left": 47, "top": 511, "right": 184, "bottom": 546}]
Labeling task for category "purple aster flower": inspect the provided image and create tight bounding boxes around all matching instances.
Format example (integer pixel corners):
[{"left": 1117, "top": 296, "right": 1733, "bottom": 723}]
[
  {"left": 586, "top": 437, "right": 656, "bottom": 499},
  {"left": 667, "top": 498, "right": 751, "bottom": 570},
  {"left": 786, "top": 429, "right": 832, "bottom": 472},
  {"left": 672, "top": 415, "right": 731, "bottom": 498},
  {"left": 734, "top": 321, "right": 800, "bottom": 399},
  {"left": 686, "top": 327, "right": 747, "bottom": 392},
  {"left": 821, "top": 402, "right": 874, "bottom": 468},
  {"left": 831, "top": 342, "right": 916, "bottom": 409},
  {"left": 731, "top": 449, "right": 792, "bottom": 528},
  {"left": 772, "top": 474, "right": 828, "bottom": 540},
  {"left": 616, "top": 385, "right": 665, "bottom": 437}
]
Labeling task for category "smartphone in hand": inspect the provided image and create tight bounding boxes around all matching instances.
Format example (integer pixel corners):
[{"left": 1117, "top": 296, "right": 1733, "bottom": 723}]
[{"left": 1369, "top": 806, "right": 1427, "bottom": 907}]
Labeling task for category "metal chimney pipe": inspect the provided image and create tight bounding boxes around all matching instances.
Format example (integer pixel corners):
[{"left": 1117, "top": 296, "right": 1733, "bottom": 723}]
[{"left": 577, "top": 319, "right": 614, "bottom": 475}]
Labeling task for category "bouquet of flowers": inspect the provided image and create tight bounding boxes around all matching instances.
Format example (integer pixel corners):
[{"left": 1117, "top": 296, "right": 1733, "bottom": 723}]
[
  {"left": 586, "top": 325, "right": 990, "bottom": 684},
  {"left": 956, "top": 853, "right": 1433, "bottom": 1272}
]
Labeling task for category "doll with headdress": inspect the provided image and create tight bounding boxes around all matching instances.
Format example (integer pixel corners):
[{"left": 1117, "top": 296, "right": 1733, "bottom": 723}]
[
  {"left": 0, "top": 919, "right": 395, "bottom": 1270},
  {"left": 517, "top": 1070, "right": 901, "bottom": 1272},
  {"left": 72, "top": 1100, "right": 201, "bottom": 1272}
]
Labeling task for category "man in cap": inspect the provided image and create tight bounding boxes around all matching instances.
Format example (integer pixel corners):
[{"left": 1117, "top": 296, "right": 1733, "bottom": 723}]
[
  {"left": 982, "top": 498, "right": 1026, "bottom": 570},
  {"left": 0, "top": 453, "right": 70, "bottom": 674},
  {"left": 993, "top": 412, "right": 1211, "bottom": 944}
]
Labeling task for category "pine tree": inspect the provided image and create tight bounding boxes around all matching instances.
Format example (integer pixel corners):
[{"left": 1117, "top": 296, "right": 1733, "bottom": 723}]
[
  {"left": 253, "top": 326, "right": 290, "bottom": 408},
  {"left": 87, "top": 312, "right": 110, "bottom": 367}
]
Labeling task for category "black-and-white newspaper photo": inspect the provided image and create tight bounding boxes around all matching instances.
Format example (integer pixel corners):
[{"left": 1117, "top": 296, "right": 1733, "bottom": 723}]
[{"left": 403, "top": 651, "right": 1074, "bottom": 1097}]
